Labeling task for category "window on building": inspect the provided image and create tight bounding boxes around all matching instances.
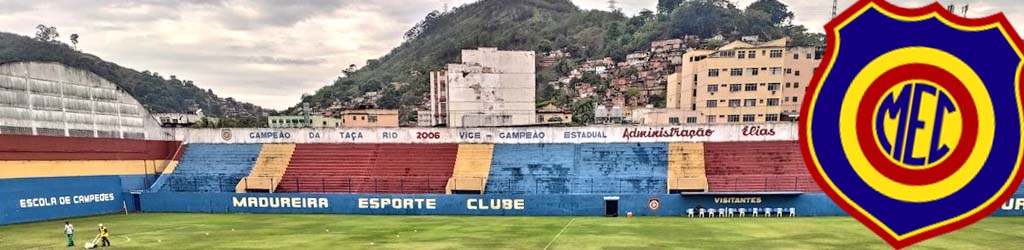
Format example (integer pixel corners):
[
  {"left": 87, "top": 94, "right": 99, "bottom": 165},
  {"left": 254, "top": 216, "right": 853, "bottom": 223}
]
[
  {"left": 369, "top": 115, "right": 378, "bottom": 123},
  {"left": 669, "top": 117, "right": 680, "bottom": 125},
  {"left": 707, "top": 115, "right": 717, "bottom": 123},
  {"left": 323, "top": 121, "right": 327, "bottom": 126},
  {"left": 793, "top": 54, "right": 799, "bottom": 60},
  {"left": 720, "top": 51, "right": 736, "bottom": 57},
  {"left": 728, "top": 115, "right": 741, "bottom": 123},
  {"left": 744, "top": 83, "right": 757, "bottom": 91},
  {"left": 806, "top": 53, "right": 813, "bottom": 59},
  {"left": 792, "top": 96, "right": 799, "bottom": 102},
  {"left": 786, "top": 82, "right": 792, "bottom": 88},
  {"left": 708, "top": 69, "right": 720, "bottom": 77},
  {"left": 770, "top": 50, "right": 783, "bottom": 58},
  {"left": 744, "top": 99, "right": 757, "bottom": 107},
  {"left": 795, "top": 70, "right": 801, "bottom": 76},
  {"left": 738, "top": 51, "right": 746, "bottom": 59},
  {"left": 767, "top": 98, "right": 780, "bottom": 106},
  {"left": 794, "top": 82, "right": 800, "bottom": 88},
  {"left": 748, "top": 50, "right": 757, "bottom": 59},
  {"left": 707, "top": 100, "right": 718, "bottom": 108},
  {"left": 766, "top": 114, "right": 780, "bottom": 122},
  {"left": 786, "top": 68, "right": 793, "bottom": 74},
  {"left": 768, "top": 83, "right": 781, "bottom": 91},
  {"left": 707, "top": 84, "right": 719, "bottom": 92},
  {"left": 743, "top": 114, "right": 756, "bottom": 122},
  {"left": 729, "top": 99, "right": 741, "bottom": 107},
  {"left": 729, "top": 84, "right": 742, "bottom": 92},
  {"left": 686, "top": 117, "right": 698, "bottom": 124},
  {"left": 730, "top": 68, "right": 743, "bottom": 76},
  {"left": 749, "top": 68, "right": 759, "bottom": 76},
  {"left": 770, "top": 67, "right": 783, "bottom": 75}
]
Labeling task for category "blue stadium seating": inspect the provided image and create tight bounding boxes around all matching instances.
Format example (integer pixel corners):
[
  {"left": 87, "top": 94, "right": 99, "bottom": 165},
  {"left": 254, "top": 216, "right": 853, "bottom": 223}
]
[
  {"left": 486, "top": 143, "right": 668, "bottom": 194},
  {"left": 156, "top": 144, "right": 262, "bottom": 192}
]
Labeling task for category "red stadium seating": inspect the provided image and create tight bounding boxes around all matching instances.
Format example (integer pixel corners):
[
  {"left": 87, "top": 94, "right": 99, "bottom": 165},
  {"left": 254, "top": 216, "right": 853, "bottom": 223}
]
[
  {"left": 703, "top": 141, "right": 820, "bottom": 192},
  {"left": 276, "top": 144, "right": 458, "bottom": 194}
]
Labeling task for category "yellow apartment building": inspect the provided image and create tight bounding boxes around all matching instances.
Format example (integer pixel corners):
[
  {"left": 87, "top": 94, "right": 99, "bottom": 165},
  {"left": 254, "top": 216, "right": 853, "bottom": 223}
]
[
  {"left": 341, "top": 109, "right": 399, "bottom": 128},
  {"left": 664, "top": 37, "right": 821, "bottom": 124}
]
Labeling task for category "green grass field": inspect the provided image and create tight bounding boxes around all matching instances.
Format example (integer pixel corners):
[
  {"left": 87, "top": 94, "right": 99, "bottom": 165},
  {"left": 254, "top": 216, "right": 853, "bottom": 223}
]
[{"left": 2, "top": 213, "right": 1024, "bottom": 250}]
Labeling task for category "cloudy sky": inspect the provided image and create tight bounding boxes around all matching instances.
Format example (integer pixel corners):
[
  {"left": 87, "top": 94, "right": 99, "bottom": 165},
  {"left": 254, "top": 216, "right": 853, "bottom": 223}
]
[{"left": 0, "top": 0, "right": 1020, "bottom": 110}]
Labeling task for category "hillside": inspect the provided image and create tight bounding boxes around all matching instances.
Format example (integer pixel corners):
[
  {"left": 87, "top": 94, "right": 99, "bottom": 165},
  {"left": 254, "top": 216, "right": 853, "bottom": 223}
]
[
  {"left": 0, "top": 32, "right": 266, "bottom": 125},
  {"left": 295, "top": 0, "right": 823, "bottom": 124}
]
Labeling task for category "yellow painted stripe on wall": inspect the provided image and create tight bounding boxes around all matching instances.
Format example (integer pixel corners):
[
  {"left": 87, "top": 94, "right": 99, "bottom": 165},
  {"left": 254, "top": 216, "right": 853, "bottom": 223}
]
[
  {"left": 0, "top": 160, "right": 173, "bottom": 179},
  {"left": 446, "top": 144, "right": 494, "bottom": 194}
]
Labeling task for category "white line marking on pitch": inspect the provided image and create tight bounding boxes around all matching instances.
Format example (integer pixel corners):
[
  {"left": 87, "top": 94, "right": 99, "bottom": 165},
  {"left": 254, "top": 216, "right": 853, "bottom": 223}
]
[{"left": 543, "top": 218, "right": 576, "bottom": 250}]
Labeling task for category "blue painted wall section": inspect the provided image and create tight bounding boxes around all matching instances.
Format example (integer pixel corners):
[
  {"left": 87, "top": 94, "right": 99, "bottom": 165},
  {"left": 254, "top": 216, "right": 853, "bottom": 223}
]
[
  {"left": 486, "top": 143, "right": 668, "bottom": 194},
  {"left": 0, "top": 176, "right": 128, "bottom": 225},
  {"left": 161, "top": 144, "right": 262, "bottom": 192},
  {"left": 139, "top": 192, "right": 851, "bottom": 217}
]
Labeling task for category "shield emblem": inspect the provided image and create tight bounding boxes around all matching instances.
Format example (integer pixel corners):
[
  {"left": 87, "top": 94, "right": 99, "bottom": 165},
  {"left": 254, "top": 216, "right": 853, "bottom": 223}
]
[{"left": 801, "top": 0, "right": 1024, "bottom": 248}]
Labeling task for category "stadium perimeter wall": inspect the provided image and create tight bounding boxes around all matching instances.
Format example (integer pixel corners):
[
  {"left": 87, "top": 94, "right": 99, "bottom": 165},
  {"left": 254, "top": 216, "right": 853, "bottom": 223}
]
[
  {"left": 138, "top": 192, "right": 1024, "bottom": 217},
  {"left": 138, "top": 192, "right": 846, "bottom": 216},
  {"left": 0, "top": 176, "right": 136, "bottom": 225},
  {"left": 0, "top": 134, "right": 181, "bottom": 225},
  {"left": 176, "top": 124, "right": 796, "bottom": 144}
]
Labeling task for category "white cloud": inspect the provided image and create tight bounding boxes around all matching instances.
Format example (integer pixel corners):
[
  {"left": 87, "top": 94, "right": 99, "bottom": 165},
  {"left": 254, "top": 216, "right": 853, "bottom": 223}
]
[{"left": 0, "top": 0, "right": 1020, "bottom": 110}]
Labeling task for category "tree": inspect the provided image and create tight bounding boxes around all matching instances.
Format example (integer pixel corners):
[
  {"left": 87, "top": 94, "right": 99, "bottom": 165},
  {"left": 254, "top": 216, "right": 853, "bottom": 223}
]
[
  {"left": 342, "top": 64, "right": 357, "bottom": 76},
  {"left": 746, "top": 0, "right": 794, "bottom": 25},
  {"left": 34, "top": 25, "right": 60, "bottom": 43},
  {"left": 657, "top": 0, "right": 683, "bottom": 15},
  {"left": 572, "top": 97, "right": 596, "bottom": 125},
  {"left": 625, "top": 87, "right": 640, "bottom": 97},
  {"left": 69, "top": 34, "right": 79, "bottom": 49},
  {"left": 665, "top": 0, "right": 742, "bottom": 38}
]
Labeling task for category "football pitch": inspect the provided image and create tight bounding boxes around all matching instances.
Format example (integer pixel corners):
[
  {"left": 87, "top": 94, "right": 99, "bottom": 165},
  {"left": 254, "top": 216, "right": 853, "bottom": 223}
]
[{"left": 3, "top": 213, "right": 1024, "bottom": 250}]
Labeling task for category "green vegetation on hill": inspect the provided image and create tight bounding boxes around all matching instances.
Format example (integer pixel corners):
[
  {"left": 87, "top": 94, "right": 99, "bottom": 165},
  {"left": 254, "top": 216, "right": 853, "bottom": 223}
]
[
  {"left": 294, "top": 0, "right": 823, "bottom": 125},
  {"left": 0, "top": 32, "right": 266, "bottom": 126}
]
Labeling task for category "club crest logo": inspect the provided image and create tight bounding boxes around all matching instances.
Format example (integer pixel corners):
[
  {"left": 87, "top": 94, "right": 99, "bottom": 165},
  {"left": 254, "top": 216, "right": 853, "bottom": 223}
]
[
  {"left": 801, "top": 0, "right": 1024, "bottom": 248},
  {"left": 221, "top": 129, "right": 233, "bottom": 141}
]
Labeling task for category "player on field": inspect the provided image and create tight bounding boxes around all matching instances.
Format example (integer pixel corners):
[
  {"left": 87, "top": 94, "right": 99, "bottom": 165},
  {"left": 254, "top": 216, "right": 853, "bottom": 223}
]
[
  {"left": 63, "top": 221, "right": 74, "bottom": 247},
  {"left": 98, "top": 224, "right": 111, "bottom": 247}
]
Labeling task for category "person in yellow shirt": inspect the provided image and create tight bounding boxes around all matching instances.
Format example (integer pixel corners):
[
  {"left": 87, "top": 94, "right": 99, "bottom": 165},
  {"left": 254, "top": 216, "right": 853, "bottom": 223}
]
[{"left": 98, "top": 224, "right": 110, "bottom": 247}]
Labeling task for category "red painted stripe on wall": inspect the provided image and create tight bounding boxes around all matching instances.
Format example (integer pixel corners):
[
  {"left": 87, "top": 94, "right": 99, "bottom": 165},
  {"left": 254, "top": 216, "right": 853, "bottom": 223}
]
[{"left": 0, "top": 134, "right": 181, "bottom": 160}]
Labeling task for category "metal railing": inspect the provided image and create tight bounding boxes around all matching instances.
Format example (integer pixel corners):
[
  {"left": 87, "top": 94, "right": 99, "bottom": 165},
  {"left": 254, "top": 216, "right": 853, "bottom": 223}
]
[{"left": 706, "top": 175, "right": 819, "bottom": 192}]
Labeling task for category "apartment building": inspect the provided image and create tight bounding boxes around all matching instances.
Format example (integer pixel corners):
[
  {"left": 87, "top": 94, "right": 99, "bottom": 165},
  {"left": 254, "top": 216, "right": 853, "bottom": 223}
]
[{"left": 665, "top": 37, "right": 821, "bottom": 124}]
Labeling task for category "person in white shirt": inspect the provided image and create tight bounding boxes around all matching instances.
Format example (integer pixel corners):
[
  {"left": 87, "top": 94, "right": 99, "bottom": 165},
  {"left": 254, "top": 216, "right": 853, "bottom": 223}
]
[{"left": 64, "top": 221, "right": 75, "bottom": 247}]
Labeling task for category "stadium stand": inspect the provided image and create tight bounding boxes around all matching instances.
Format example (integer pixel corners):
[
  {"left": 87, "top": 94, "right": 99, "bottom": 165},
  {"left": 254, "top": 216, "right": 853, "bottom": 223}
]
[
  {"left": 667, "top": 142, "right": 708, "bottom": 192},
  {"left": 277, "top": 144, "right": 458, "bottom": 194},
  {"left": 446, "top": 144, "right": 495, "bottom": 194},
  {"left": 0, "top": 134, "right": 180, "bottom": 180},
  {"left": 236, "top": 144, "right": 296, "bottom": 193},
  {"left": 158, "top": 144, "right": 262, "bottom": 192},
  {"left": 485, "top": 143, "right": 668, "bottom": 194},
  {"left": 703, "top": 141, "right": 820, "bottom": 192}
]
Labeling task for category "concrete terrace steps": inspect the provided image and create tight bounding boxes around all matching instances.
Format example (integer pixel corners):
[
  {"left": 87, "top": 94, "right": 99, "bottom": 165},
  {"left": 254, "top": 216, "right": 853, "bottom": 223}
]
[
  {"left": 236, "top": 144, "right": 295, "bottom": 193},
  {"left": 276, "top": 143, "right": 457, "bottom": 194},
  {"left": 161, "top": 144, "right": 262, "bottom": 193},
  {"left": 703, "top": 141, "right": 817, "bottom": 192},
  {"left": 667, "top": 142, "right": 708, "bottom": 192},
  {"left": 446, "top": 144, "right": 495, "bottom": 194},
  {"left": 485, "top": 143, "right": 669, "bottom": 195}
]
